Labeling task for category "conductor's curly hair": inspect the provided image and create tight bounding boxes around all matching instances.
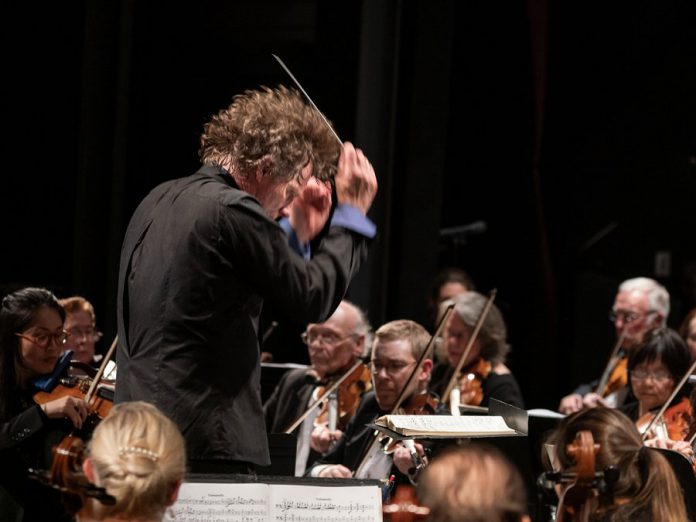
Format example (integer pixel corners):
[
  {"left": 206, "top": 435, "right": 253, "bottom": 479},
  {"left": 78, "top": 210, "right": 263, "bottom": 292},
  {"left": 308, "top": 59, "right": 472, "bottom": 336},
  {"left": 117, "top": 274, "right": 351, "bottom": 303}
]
[{"left": 199, "top": 85, "right": 340, "bottom": 182}]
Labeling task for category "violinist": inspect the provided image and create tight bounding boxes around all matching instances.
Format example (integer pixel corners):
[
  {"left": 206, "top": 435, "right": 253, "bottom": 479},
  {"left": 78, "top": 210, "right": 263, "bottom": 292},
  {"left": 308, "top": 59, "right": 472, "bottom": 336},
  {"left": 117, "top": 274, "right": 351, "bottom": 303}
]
[
  {"left": 618, "top": 327, "right": 693, "bottom": 457},
  {"left": 430, "top": 291, "right": 524, "bottom": 410},
  {"left": 59, "top": 296, "right": 104, "bottom": 369},
  {"left": 547, "top": 407, "right": 687, "bottom": 521},
  {"left": 263, "top": 300, "right": 371, "bottom": 475},
  {"left": 307, "top": 319, "right": 434, "bottom": 481},
  {"left": 0, "top": 287, "right": 90, "bottom": 522},
  {"left": 559, "top": 277, "right": 669, "bottom": 414},
  {"left": 77, "top": 401, "right": 185, "bottom": 522}
]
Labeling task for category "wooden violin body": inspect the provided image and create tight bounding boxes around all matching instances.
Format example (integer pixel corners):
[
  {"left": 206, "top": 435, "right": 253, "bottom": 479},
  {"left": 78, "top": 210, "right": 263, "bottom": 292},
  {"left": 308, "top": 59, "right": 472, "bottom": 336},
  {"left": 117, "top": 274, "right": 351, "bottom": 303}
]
[
  {"left": 454, "top": 357, "right": 492, "bottom": 407},
  {"left": 636, "top": 397, "right": 693, "bottom": 441},
  {"left": 315, "top": 362, "right": 372, "bottom": 431}
]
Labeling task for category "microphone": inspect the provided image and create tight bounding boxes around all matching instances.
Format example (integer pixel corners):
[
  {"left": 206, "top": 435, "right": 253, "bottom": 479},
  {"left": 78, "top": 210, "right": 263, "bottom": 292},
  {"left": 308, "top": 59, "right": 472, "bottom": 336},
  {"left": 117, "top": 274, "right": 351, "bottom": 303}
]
[{"left": 439, "top": 220, "right": 487, "bottom": 239}]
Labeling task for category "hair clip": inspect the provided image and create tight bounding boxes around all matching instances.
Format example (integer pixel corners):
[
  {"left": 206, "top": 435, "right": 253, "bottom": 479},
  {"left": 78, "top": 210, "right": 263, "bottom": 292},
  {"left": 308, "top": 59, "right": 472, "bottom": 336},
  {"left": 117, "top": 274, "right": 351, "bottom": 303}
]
[{"left": 118, "top": 446, "right": 159, "bottom": 462}]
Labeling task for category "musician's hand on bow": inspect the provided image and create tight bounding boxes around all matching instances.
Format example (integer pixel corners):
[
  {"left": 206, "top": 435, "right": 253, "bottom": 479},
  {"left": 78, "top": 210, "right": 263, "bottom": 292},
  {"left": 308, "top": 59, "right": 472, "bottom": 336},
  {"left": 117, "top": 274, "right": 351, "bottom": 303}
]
[
  {"left": 581, "top": 393, "right": 607, "bottom": 409},
  {"left": 644, "top": 437, "right": 694, "bottom": 459},
  {"left": 310, "top": 425, "right": 344, "bottom": 454},
  {"left": 558, "top": 393, "right": 584, "bottom": 414},
  {"left": 318, "top": 464, "right": 353, "bottom": 478},
  {"left": 288, "top": 177, "right": 332, "bottom": 244},
  {"left": 335, "top": 142, "right": 377, "bottom": 215},
  {"left": 393, "top": 441, "right": 427, "bottom": 477}
]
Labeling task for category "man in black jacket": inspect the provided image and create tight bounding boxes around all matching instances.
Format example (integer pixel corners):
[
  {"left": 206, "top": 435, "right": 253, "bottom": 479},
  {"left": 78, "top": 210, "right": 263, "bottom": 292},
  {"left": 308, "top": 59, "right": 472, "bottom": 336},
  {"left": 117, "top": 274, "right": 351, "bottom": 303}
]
[{"left": 116, "top": 86, "right": 377, "bottom": 473}]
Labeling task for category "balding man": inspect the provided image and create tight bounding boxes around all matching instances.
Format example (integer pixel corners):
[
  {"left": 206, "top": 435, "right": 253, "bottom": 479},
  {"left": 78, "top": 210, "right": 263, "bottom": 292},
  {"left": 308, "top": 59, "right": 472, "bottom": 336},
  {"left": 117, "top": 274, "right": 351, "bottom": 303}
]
[
  {"left": 263, "top": 300, "right": 371, "bottom": 476},
  {"left": 559, "top": 277, "right": 670, "bottom": 414}
]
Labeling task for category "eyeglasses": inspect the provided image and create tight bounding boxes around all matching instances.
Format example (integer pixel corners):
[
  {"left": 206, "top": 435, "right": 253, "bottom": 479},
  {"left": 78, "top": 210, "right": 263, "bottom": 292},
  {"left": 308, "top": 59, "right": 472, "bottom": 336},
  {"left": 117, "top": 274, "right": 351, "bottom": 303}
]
[
  {"left": 370, "top": 360, "right": 416, "bottom": 376},
  {"left": 66, "top": 327, "right": 103, "bottom": 343},
  {"left": 300, "top": 332, "right": 356, "bottom": 346},
  {"left": 15, "top": 330, "right": 70, "bottom": 349},
  {"left": 608, "top": 309, "right": 655, "bottom": 324},
  {"left": 630, "top": 369, "right": 672, "bottom": 383}
]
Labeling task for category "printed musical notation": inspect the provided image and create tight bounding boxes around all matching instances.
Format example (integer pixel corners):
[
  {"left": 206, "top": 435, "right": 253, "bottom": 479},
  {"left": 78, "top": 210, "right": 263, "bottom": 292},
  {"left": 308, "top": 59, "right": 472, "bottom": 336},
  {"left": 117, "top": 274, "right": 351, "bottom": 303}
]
[{"left": 170, "top": 482, "right": 381, "bottom": 522}]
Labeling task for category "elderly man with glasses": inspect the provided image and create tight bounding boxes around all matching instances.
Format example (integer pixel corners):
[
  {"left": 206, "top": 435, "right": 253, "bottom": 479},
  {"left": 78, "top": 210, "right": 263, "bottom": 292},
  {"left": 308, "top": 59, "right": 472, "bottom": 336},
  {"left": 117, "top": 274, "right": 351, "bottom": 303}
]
[
  {"left": 263, "top": 300, "right": 371, "bottom": 476},
  {"left": 559, "top": 277, "right": 670, "bottom": 414}
]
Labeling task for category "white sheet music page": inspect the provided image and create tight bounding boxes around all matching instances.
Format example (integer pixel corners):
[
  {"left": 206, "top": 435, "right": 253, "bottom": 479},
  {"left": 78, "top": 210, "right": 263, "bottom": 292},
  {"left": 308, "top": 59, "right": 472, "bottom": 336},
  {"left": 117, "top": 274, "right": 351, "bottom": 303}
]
[
  {"left": 376, "top": 414, "right": 517, "bottom": 437},
  {"left": 170, "top": 482, "right": 268, "bottom": 521},
  {"left": 269, "top": 484, "right": 381, "bottom": 522}
]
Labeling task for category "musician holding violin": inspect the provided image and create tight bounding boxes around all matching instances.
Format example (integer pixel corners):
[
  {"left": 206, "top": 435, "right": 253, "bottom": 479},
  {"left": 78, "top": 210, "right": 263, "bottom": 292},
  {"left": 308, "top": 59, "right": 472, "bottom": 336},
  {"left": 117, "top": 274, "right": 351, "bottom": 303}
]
[
  {"left": 618, "top": 327, "right": 694, "bottom": 458},
  {"left": 307, "top": 319, "right": 435, "bottom": 481},
  {"left": 263, "top": 300, "right": 372, "bottom": 476},
  {"left": 558, "top": 277, "right": 669, "bottom": 414},
  {"left": 430, "top": 291, "right": 524, "bottom": 411},
  {"left": 0, "top": 287, "right": 90, "bottom": 521}
]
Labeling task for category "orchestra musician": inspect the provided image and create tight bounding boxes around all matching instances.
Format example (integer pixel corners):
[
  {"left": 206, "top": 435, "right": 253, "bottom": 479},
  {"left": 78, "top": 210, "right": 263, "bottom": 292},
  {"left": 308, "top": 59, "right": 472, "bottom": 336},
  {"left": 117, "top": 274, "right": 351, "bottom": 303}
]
[
  {"left": 263, "top": 300, "right": 372, "bottom": 475},
  {"left": 77, "top": 401, "right": 185, "bottom": 522},
  {"left": 59, "top": 296, "right": 104, "bottom": 369},
  {"left": 547, "top": 407, "right": 688, "bottom": 522},
  {"left": 0, "top": 287, "right": 90, "bottom": 521},
  {"left": 559, "top": 277, "right": 669, "bottom": 414},
  {"left": 306, "top": 319, "right": 433, "bottom": 482},
  {"left": 115, "top": 86, "right": 377, "bottom": 473},
  {"left": 618, "top": 328, "right": 693, "bottom": 457},
  {"left": 430, "top": 291, "right": 525, "bottom": 410}
]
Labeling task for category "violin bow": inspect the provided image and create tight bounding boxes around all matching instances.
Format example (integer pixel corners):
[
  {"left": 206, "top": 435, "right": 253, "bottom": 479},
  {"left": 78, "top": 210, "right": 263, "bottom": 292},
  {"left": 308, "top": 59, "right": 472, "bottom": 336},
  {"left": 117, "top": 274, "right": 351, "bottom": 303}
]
[
  {"left": 594, "top": 329, "right": 628, "bottom": 396},
  {"left": 272, "top": 54, "right": 343, "bottom": 148},
  {"left": 284, "top": 355, "right": 370, "bottom": 434},
  {"left": 441, "top": 289, "right": 498, "bottom": 403},
  {"left": 640, "top": 357, "right": 696, "bottom": 440},
  {"left": 84, "top": 336, "right": 118, "bottom": 405},
  {"left": 352, "top": 303, "right": 454, "bottom": 478}
]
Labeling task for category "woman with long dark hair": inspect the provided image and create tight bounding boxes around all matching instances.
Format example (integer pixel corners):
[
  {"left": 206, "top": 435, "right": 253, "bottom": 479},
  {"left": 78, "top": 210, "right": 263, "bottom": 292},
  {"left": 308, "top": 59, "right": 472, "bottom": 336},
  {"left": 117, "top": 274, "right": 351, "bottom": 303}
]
[{"left": 0, "top": 287, "right": 90, "bottom": 521}]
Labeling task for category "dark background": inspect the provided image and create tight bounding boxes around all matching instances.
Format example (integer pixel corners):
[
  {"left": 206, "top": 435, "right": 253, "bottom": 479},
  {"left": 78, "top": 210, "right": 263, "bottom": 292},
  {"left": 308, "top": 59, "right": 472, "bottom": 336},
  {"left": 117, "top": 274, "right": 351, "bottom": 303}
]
[{"left": 2, "top": 0, "right": 695, "bottom": 409}]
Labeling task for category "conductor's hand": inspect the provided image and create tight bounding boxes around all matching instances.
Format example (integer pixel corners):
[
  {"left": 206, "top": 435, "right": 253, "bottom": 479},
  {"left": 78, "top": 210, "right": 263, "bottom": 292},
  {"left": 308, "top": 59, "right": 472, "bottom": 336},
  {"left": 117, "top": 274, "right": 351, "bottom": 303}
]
[
  {"left": 558, "top": 393, "right": 583, "bottom": 414},
  {"left": 41, "top": 396, "right": 90, "bottom": 429},
  {"left": 310, "top": 425, "right": 344, "bottom": 454},
  {"left": 318, "top": 464, "right": 353, "bottom": 478},
  {"left": 335, "top": 142, "right": 377, "bottom": 215},
  {"left": 289, "top": 178, "right": 332, "bottom": 244}
]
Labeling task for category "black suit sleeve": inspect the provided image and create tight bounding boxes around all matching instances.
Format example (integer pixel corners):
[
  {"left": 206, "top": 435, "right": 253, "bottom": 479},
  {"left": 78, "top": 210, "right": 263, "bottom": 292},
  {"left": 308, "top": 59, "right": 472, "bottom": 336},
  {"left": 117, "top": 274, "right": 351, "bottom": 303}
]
[{"left": 0, "top": 405, "right": 46, "bottom": 451}]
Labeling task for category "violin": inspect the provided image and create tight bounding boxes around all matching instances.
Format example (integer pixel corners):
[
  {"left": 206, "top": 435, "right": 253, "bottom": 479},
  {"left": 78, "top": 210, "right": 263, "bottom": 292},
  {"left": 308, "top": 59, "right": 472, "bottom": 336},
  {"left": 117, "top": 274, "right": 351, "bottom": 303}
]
[
  {"left": 29, "top": 337, "right": 119, "bottom": 513},
  {"left": 29, "top": 434, "right": 115, "bottom": 513},
  {"left": 284, "top": 356, "right": 371, "bottom": 435},
  {"left": 452, "top": 357, "right": 492, "bottom": 407},
  {"left": 636, "top": 396, "right": 692, "bottom": 442},
  {"left": 314, "top": 361, "right": 373, "bottom": 432}
]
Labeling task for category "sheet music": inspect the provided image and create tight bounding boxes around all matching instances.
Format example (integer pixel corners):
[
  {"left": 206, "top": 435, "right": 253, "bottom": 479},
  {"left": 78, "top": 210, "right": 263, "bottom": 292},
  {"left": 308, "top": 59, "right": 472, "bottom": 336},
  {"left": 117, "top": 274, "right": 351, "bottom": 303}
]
[
  {"left": 170, "top": 482, "right": 381, "bottom": 522},
  {"left": 170, "top": 483, "right": 268, "bottom": 521},
  {"left": 377, "top": 414, "right": 516, "bottom": 436},
  {"left": 270, "top": 484, "right": 381, "bottom": 522}
]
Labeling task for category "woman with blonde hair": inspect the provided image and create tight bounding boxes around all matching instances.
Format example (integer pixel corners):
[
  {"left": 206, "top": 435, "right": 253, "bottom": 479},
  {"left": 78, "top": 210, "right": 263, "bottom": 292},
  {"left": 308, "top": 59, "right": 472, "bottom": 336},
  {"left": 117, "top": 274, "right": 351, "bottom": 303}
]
[
  {"left": 547, "top": 407, "right": 687, "bottom": 522},
  {"left": 78, "top": 401, "right": 186, "bottom": 522}
]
